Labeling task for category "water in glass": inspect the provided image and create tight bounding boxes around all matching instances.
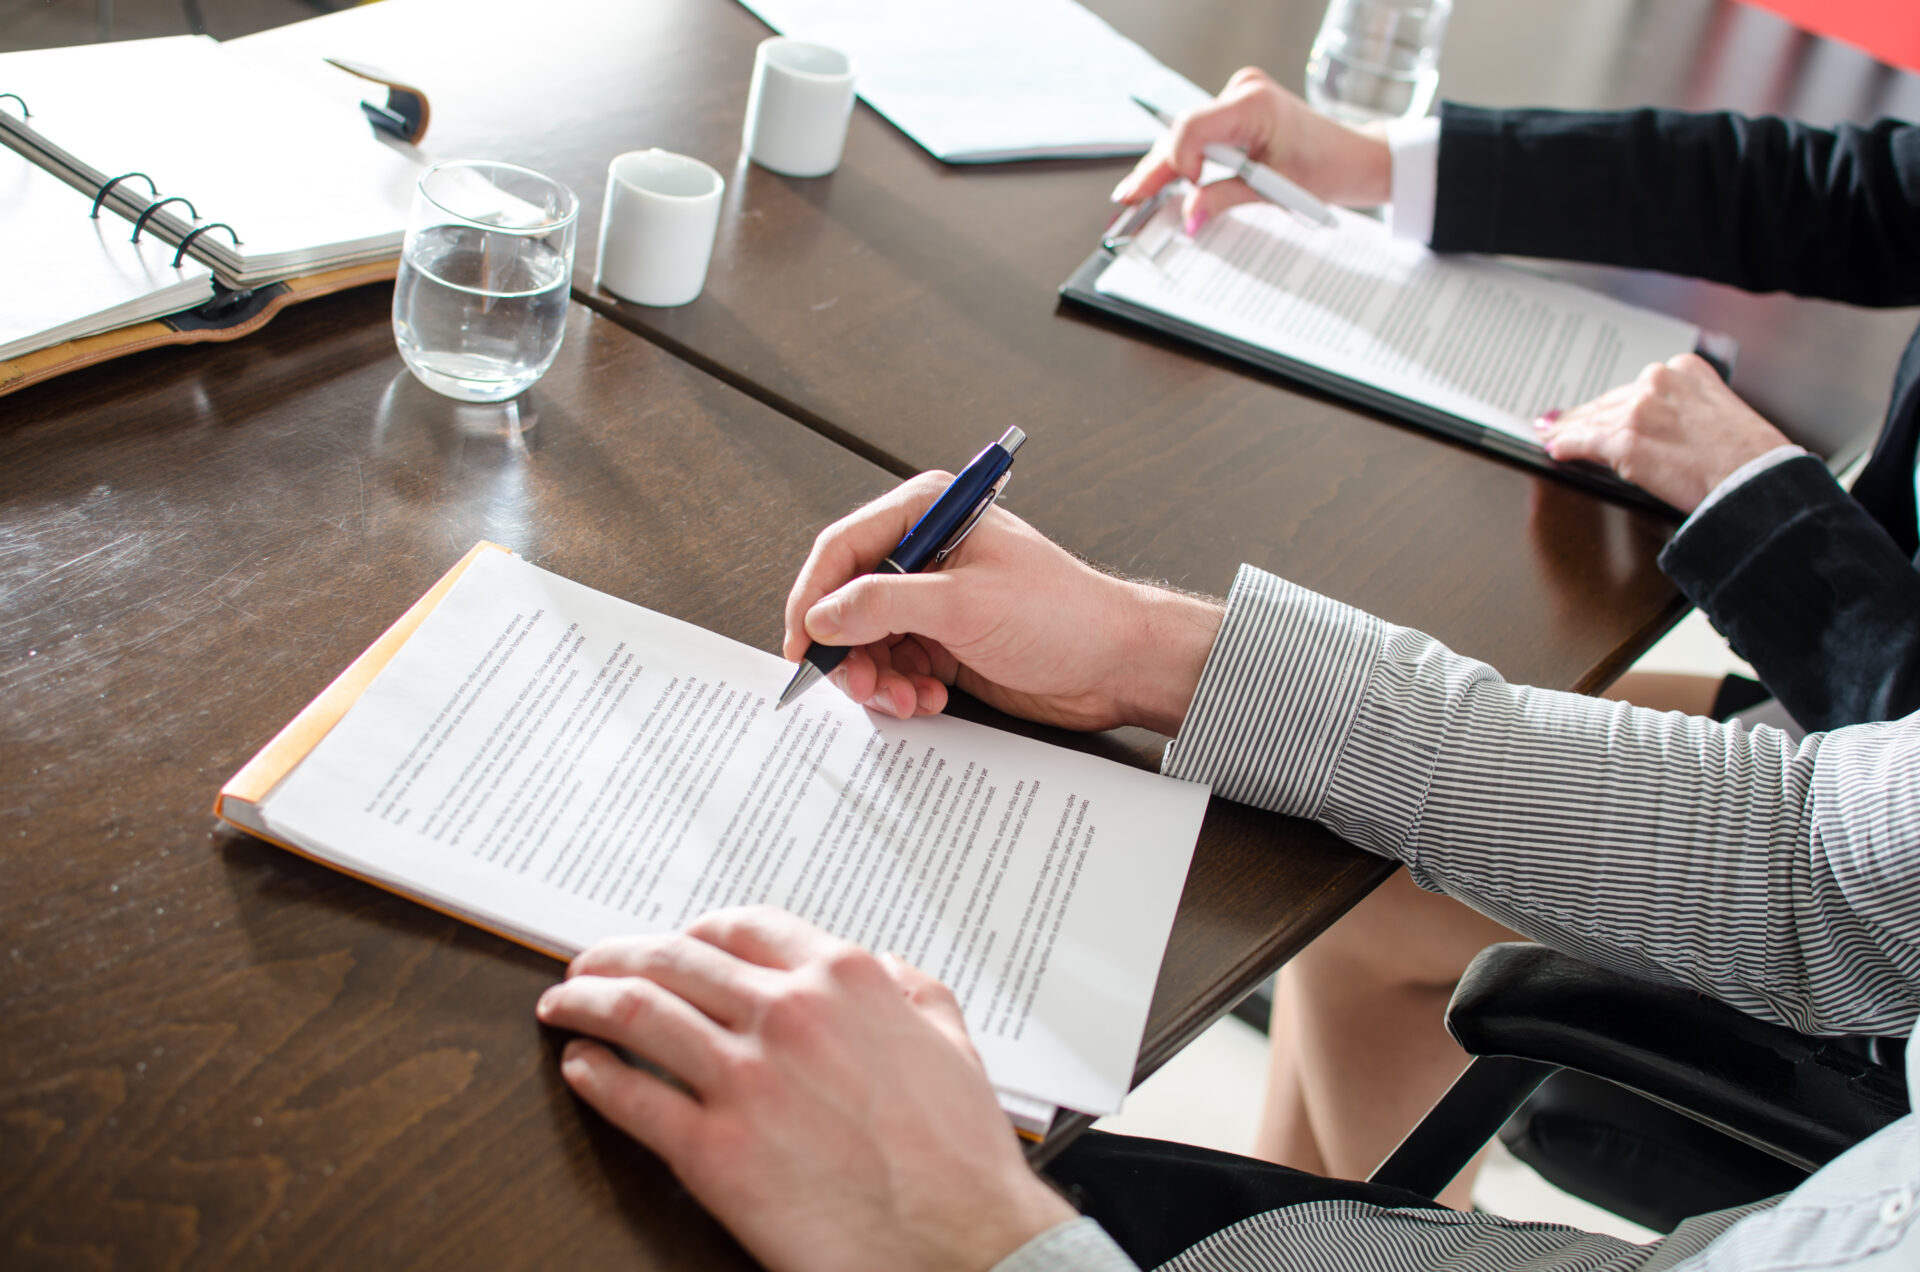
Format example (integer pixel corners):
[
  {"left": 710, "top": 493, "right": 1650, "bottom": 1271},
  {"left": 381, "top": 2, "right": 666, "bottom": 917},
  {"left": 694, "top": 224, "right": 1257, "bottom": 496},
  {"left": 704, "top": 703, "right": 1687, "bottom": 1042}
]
[
  {"left": 394, "top": 226, "right": 569, "bottom": 402},
  {"left": 1306, "top": 0, "right": 1449, "bottom": 126},
  {"left": 392, "top": 160, "right": 578, "bottom": 404}
]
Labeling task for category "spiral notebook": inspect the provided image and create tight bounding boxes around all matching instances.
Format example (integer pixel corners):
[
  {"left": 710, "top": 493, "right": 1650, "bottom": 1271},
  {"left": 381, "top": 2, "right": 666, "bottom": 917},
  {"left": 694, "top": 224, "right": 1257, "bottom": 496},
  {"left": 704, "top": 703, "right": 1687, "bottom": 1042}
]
[{"left": 0, "top": 34, "right": 423, "bottom": 380}]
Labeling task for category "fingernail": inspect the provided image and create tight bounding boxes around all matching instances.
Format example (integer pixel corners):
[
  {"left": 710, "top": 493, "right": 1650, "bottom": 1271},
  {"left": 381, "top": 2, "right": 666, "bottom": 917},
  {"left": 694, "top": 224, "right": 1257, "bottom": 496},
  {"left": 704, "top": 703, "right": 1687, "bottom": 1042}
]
[
  {"left": 1533, "top": 409, "right": 1561, "bottom": 431},
  {"left": 831, "top": 668, "right": 851, "bottom": 693},
  {"left": 1184, "top": 209, "right": 1209, "bottom": 236},
  {"left": 536, "top": 988, "right": 557, "bottom": 1017},
  {"left": 806, "top": 604, "right": 841, "bottom": 642},
  {"left": 1109, "top": 177, "right": 1133, "bottom": 203}
]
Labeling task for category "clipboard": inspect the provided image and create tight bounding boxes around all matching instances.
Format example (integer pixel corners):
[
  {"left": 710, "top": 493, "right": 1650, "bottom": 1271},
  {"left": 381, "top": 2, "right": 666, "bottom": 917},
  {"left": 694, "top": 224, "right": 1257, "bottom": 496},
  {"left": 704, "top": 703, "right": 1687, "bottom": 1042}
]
[{"left": 1058, "top": 194, "right": 1737, "bottom": 517}]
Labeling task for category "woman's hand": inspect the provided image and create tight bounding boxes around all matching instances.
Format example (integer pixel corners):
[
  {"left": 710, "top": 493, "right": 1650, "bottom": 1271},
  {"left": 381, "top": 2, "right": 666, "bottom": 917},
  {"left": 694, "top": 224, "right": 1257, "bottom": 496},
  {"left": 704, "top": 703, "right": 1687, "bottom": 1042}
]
[
  {"left": 1110, "top": 66, "right": 1392, "bottom": 234},
  {"left": 1536, "top": 354, "right": 1794, "bottom": 513},
  {"left": 782, "top": 474, "right": 1223, "bottom": 734}
]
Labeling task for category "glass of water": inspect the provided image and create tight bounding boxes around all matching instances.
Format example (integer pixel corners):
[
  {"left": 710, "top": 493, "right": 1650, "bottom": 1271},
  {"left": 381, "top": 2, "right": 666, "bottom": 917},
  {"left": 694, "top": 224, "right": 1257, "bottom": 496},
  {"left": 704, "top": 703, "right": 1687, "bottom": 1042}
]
[
  {"left": 393, "top": 159, "right": 578, "bottom": 403},
  {"left": 1305, "top": 0, "right": 1452, "bottom": 126}
]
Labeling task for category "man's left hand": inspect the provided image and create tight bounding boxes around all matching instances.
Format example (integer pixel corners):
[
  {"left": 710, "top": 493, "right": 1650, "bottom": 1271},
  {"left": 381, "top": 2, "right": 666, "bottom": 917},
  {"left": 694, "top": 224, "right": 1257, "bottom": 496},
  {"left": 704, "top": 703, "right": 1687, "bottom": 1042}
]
[{"left": 537, "top": 906, "right": 1077, "bottom": 1272}]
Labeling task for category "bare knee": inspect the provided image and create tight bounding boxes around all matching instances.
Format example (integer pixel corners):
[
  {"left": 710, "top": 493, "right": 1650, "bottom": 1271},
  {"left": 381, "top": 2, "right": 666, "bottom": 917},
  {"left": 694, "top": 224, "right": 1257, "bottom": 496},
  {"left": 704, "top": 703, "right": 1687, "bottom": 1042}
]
[{"left": 1294, "top": 870, "right": 1520, "bottom": 993}]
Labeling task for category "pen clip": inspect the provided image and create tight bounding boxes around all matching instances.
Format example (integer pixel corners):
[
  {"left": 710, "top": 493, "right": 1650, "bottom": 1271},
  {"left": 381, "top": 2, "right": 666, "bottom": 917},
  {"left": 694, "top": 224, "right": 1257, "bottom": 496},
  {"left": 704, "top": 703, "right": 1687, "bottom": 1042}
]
[
  {"left": 1102, "top": 188, "right": 1169, "bottom": 253},
  {"left": 933, "top": 473, "right": 1010, "bottom": 564}
]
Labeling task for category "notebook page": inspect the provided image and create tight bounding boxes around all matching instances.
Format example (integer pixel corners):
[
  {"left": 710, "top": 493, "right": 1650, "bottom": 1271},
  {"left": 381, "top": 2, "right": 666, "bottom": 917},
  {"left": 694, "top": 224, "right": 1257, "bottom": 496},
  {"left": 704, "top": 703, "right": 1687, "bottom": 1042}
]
[
  {"left": 259, "top": 551, "right": 1208, "bottom": 1116},
  {"left": 1096, "top": 201, "right": 1703, "bottom": 445},
  {"left": 0, "top": 36, "right": 419, "bottom": 282},
  {"left": 0, "top": 145, "right": 211, "bottom": 360},
  {"left": 738, "top": 0, "right": 1209, "bottom": 162}
]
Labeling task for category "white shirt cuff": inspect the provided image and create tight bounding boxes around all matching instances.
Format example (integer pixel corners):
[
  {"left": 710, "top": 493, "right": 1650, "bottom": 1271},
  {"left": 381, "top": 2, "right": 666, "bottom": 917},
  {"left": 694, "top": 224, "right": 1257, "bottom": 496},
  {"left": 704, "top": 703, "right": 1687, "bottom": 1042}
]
[
  {"left": 1680, "top": 443, "right": 1808, "bottom": 528},
  {"left": 1384, "top": 115, "right": 1441, "bottom": 244}
]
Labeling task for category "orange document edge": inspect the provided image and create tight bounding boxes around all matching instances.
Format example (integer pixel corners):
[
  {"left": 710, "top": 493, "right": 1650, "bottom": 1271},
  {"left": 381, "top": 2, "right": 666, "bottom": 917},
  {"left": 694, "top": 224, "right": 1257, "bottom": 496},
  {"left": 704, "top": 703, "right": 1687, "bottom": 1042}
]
[{"left": 211, "top": 540, "right": 567, "bottom": 961}]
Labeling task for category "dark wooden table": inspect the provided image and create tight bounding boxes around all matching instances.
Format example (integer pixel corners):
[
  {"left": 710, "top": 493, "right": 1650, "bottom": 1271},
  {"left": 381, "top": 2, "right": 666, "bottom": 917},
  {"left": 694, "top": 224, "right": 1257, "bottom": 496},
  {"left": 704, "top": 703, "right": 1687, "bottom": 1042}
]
[
  {"left": 237, "top": 0, "right": 1920, "bottom": 695},
  {"left": 7, "top": 1, "right": 1912, "bottom": 1264},
  {"left": 0, "top": 289, "right": 1380, "bottom": 1268}
]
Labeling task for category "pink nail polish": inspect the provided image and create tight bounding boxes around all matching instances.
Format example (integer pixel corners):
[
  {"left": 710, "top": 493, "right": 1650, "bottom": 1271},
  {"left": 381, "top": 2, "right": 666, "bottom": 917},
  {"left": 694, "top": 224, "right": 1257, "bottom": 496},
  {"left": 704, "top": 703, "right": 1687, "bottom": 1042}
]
[
  {"left": 1184, "top": 210, "right": 1209, "bottom": 236},
  {"left": 1534, "top": 408, "right": 1561, "bottom": 429}
]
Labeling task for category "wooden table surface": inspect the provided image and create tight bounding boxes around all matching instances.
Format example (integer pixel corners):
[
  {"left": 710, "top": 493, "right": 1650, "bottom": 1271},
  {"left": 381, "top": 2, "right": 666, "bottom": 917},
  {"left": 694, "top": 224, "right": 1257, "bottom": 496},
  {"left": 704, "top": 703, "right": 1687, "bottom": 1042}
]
[
  {"left": 7, "top": 1, "right": 1914, "bottom": 1265},
  {"left": 0, "top": 291, "right": 1382, "bottom": 1268},
  {"left": 237, "top": 0, "right": 1920, "bottom": 695}
]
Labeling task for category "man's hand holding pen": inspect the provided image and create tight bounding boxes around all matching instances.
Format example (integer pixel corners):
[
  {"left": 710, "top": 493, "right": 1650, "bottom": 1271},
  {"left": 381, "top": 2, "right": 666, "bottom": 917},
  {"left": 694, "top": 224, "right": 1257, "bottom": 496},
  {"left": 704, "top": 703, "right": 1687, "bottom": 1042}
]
[{"left": 780, "top": 470, "right": 1223, "bottom": 736}]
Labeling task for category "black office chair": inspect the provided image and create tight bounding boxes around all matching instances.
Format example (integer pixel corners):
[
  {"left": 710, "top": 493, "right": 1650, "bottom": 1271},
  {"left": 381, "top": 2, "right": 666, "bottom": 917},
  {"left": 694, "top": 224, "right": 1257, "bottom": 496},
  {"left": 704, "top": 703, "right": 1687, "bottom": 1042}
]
[{"left": 1368, "top": 943, "right": 1910, "bottom": 1232}]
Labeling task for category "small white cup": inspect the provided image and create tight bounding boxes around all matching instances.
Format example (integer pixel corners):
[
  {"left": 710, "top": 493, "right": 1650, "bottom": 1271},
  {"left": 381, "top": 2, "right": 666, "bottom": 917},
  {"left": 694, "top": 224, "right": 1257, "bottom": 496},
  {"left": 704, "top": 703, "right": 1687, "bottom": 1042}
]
[
  {"left": 742, "top": 37, "right": 856, "bottom": 178},
  {"left": 594, "top": 149, "right": 725, "bottom": 308}
]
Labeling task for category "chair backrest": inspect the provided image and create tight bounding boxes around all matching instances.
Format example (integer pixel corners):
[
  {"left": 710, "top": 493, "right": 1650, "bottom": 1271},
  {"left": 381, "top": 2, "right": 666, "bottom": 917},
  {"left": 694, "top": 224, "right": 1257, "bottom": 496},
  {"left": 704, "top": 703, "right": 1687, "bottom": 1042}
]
[{"left": 1447, "top": 944, "right": 1908, "bottom": 1171}]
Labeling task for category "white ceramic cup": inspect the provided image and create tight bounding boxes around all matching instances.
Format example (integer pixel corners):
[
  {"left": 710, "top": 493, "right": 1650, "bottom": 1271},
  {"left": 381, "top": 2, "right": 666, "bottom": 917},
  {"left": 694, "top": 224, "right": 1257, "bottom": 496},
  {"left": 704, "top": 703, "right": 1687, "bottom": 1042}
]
[
  {"left": 594, "top": 149, "right": 725, "bottom": 307},
  {"left": 742, "top": 37, "right": 856, "bottom": 177}
]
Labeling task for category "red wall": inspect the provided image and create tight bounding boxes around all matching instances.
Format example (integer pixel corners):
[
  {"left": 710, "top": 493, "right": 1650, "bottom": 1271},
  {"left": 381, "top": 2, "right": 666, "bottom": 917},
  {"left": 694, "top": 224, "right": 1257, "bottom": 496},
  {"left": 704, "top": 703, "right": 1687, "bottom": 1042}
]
[{"left": 1737, "top": 0, "right": 1920, "bottom": 73}]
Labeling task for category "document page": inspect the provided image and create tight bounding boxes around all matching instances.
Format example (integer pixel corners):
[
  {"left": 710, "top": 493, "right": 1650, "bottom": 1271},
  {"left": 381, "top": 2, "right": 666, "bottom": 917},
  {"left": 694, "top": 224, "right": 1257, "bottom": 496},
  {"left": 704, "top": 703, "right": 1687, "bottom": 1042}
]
[
  {"left": 0, "top": 147, "right": 211, "bottom": 359},
  {"left": 1096, "top": 201, "right": 1702, "bottom": 444},
  {"left": 737, "top": 0, "right": 1209, "bottom": 161},
  {"left": 261, "top": 551, "right": 1208, "bottom": 1115},
  {"left": 0, "top": 36, "right": 419, "bottom": 280}
]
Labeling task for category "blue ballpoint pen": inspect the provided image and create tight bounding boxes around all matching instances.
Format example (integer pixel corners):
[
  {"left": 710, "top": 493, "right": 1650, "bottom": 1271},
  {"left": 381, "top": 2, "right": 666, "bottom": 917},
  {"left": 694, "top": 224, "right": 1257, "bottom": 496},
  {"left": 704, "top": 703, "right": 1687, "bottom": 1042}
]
[{"left": 776, "top": 425, "right": 1028, "bottom": 711}]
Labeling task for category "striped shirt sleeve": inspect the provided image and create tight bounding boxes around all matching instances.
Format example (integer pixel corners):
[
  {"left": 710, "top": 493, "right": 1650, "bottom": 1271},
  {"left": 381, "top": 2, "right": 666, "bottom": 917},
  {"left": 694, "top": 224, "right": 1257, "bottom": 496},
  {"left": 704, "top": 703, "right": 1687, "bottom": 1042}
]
[{"left": 1164, "top": 565, "right": 1920, "bottom": 1038}]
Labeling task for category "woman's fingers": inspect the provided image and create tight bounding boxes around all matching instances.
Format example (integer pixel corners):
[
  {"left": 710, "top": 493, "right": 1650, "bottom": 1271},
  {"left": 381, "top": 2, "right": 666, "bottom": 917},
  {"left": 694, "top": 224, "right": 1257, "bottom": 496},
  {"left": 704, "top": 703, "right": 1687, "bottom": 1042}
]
[{"left": 1180, "top": 177, "right": 1266, "bottom": 235}]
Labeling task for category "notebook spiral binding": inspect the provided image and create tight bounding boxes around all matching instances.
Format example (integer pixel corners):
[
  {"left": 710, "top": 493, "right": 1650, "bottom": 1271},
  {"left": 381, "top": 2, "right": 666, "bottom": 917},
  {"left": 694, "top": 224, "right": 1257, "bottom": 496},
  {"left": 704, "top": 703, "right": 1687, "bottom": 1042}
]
[
  {"left": 91, "top": 171, "right": 157, "bottom": 219},
  {"left": 173, "top": 222, "right": 240, "bottom": 269},
  {"left": 84, "top": 169, "right": 246, "bottom": 266},
  {"left": 131, "top": 195, "right": 199, "bottom": 244},
  {"left": 7, "top": 93, "right": 249, "bottom": 275}
]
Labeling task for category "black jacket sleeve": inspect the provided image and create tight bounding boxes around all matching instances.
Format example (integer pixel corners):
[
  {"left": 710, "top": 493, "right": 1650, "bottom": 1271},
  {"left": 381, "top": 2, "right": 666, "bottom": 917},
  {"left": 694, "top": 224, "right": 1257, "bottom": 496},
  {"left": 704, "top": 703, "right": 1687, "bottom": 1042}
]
[
  {"left": 1432, "top": 105, "right": 1920, "bottom": 307},
  {"left": 1658, "top": 456, "right": 1920, "bottom": 731}
]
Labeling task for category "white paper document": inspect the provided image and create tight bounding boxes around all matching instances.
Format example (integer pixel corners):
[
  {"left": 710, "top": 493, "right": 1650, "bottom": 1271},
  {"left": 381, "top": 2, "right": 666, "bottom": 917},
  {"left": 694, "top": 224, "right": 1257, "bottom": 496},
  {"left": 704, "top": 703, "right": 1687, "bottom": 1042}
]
[
  {"left": 736, "top": 0, "right": 1210, "bottom": 162},
  {"left": 1096, "top": 201, "right": 1704, "bottom": 445},
  {"left": 258, "top": 552, "right": 1209, "bottom": 1115},
  {"left": 0, "top": 36, "right": 420, "bottom": 285},
  {"left": 0, "top": 146, "right": 212, "bottom": 360}
]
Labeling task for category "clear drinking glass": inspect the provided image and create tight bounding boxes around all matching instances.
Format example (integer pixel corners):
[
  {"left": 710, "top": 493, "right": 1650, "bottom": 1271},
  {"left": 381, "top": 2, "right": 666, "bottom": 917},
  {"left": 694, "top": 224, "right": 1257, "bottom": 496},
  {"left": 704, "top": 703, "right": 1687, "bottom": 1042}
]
[
  {"left": 1305, "top": 0, "right": 1452, "bottom": 126},
  {"left": 393, "top": 160, "right": 578, "bottom": 403}
]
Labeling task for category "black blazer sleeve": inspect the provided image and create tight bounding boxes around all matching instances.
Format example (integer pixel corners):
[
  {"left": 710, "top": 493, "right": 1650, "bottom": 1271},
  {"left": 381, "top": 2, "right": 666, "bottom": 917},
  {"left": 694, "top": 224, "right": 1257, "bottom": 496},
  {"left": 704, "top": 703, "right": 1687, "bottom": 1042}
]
[
  {"left": 1658, "top": 455, "right": 1920, "bottom": 731},
  {"left": 1431, "top": 104, "right": 1920, "bottom": 307}
]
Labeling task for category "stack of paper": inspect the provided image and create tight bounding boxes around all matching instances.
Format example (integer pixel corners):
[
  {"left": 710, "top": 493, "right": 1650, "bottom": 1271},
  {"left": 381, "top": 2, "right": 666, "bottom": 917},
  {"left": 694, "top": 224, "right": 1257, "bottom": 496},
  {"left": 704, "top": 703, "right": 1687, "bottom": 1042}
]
[
  {"left": 1091, "top": 201, "right": 1706, "bottom": 447},
  {"left": 220, "top": 548, "right": 1211, "bottom": 1120},
  {"left": 737, "top": 0, "right": 1211, "bottom": 162}
]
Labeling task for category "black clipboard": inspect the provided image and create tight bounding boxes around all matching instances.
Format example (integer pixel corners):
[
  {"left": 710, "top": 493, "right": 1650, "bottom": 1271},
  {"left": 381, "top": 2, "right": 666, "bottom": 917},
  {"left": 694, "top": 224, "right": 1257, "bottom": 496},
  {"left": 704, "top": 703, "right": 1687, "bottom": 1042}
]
[{"left": 1058, "top": 198, "right": 1735, "bottom": 517}]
